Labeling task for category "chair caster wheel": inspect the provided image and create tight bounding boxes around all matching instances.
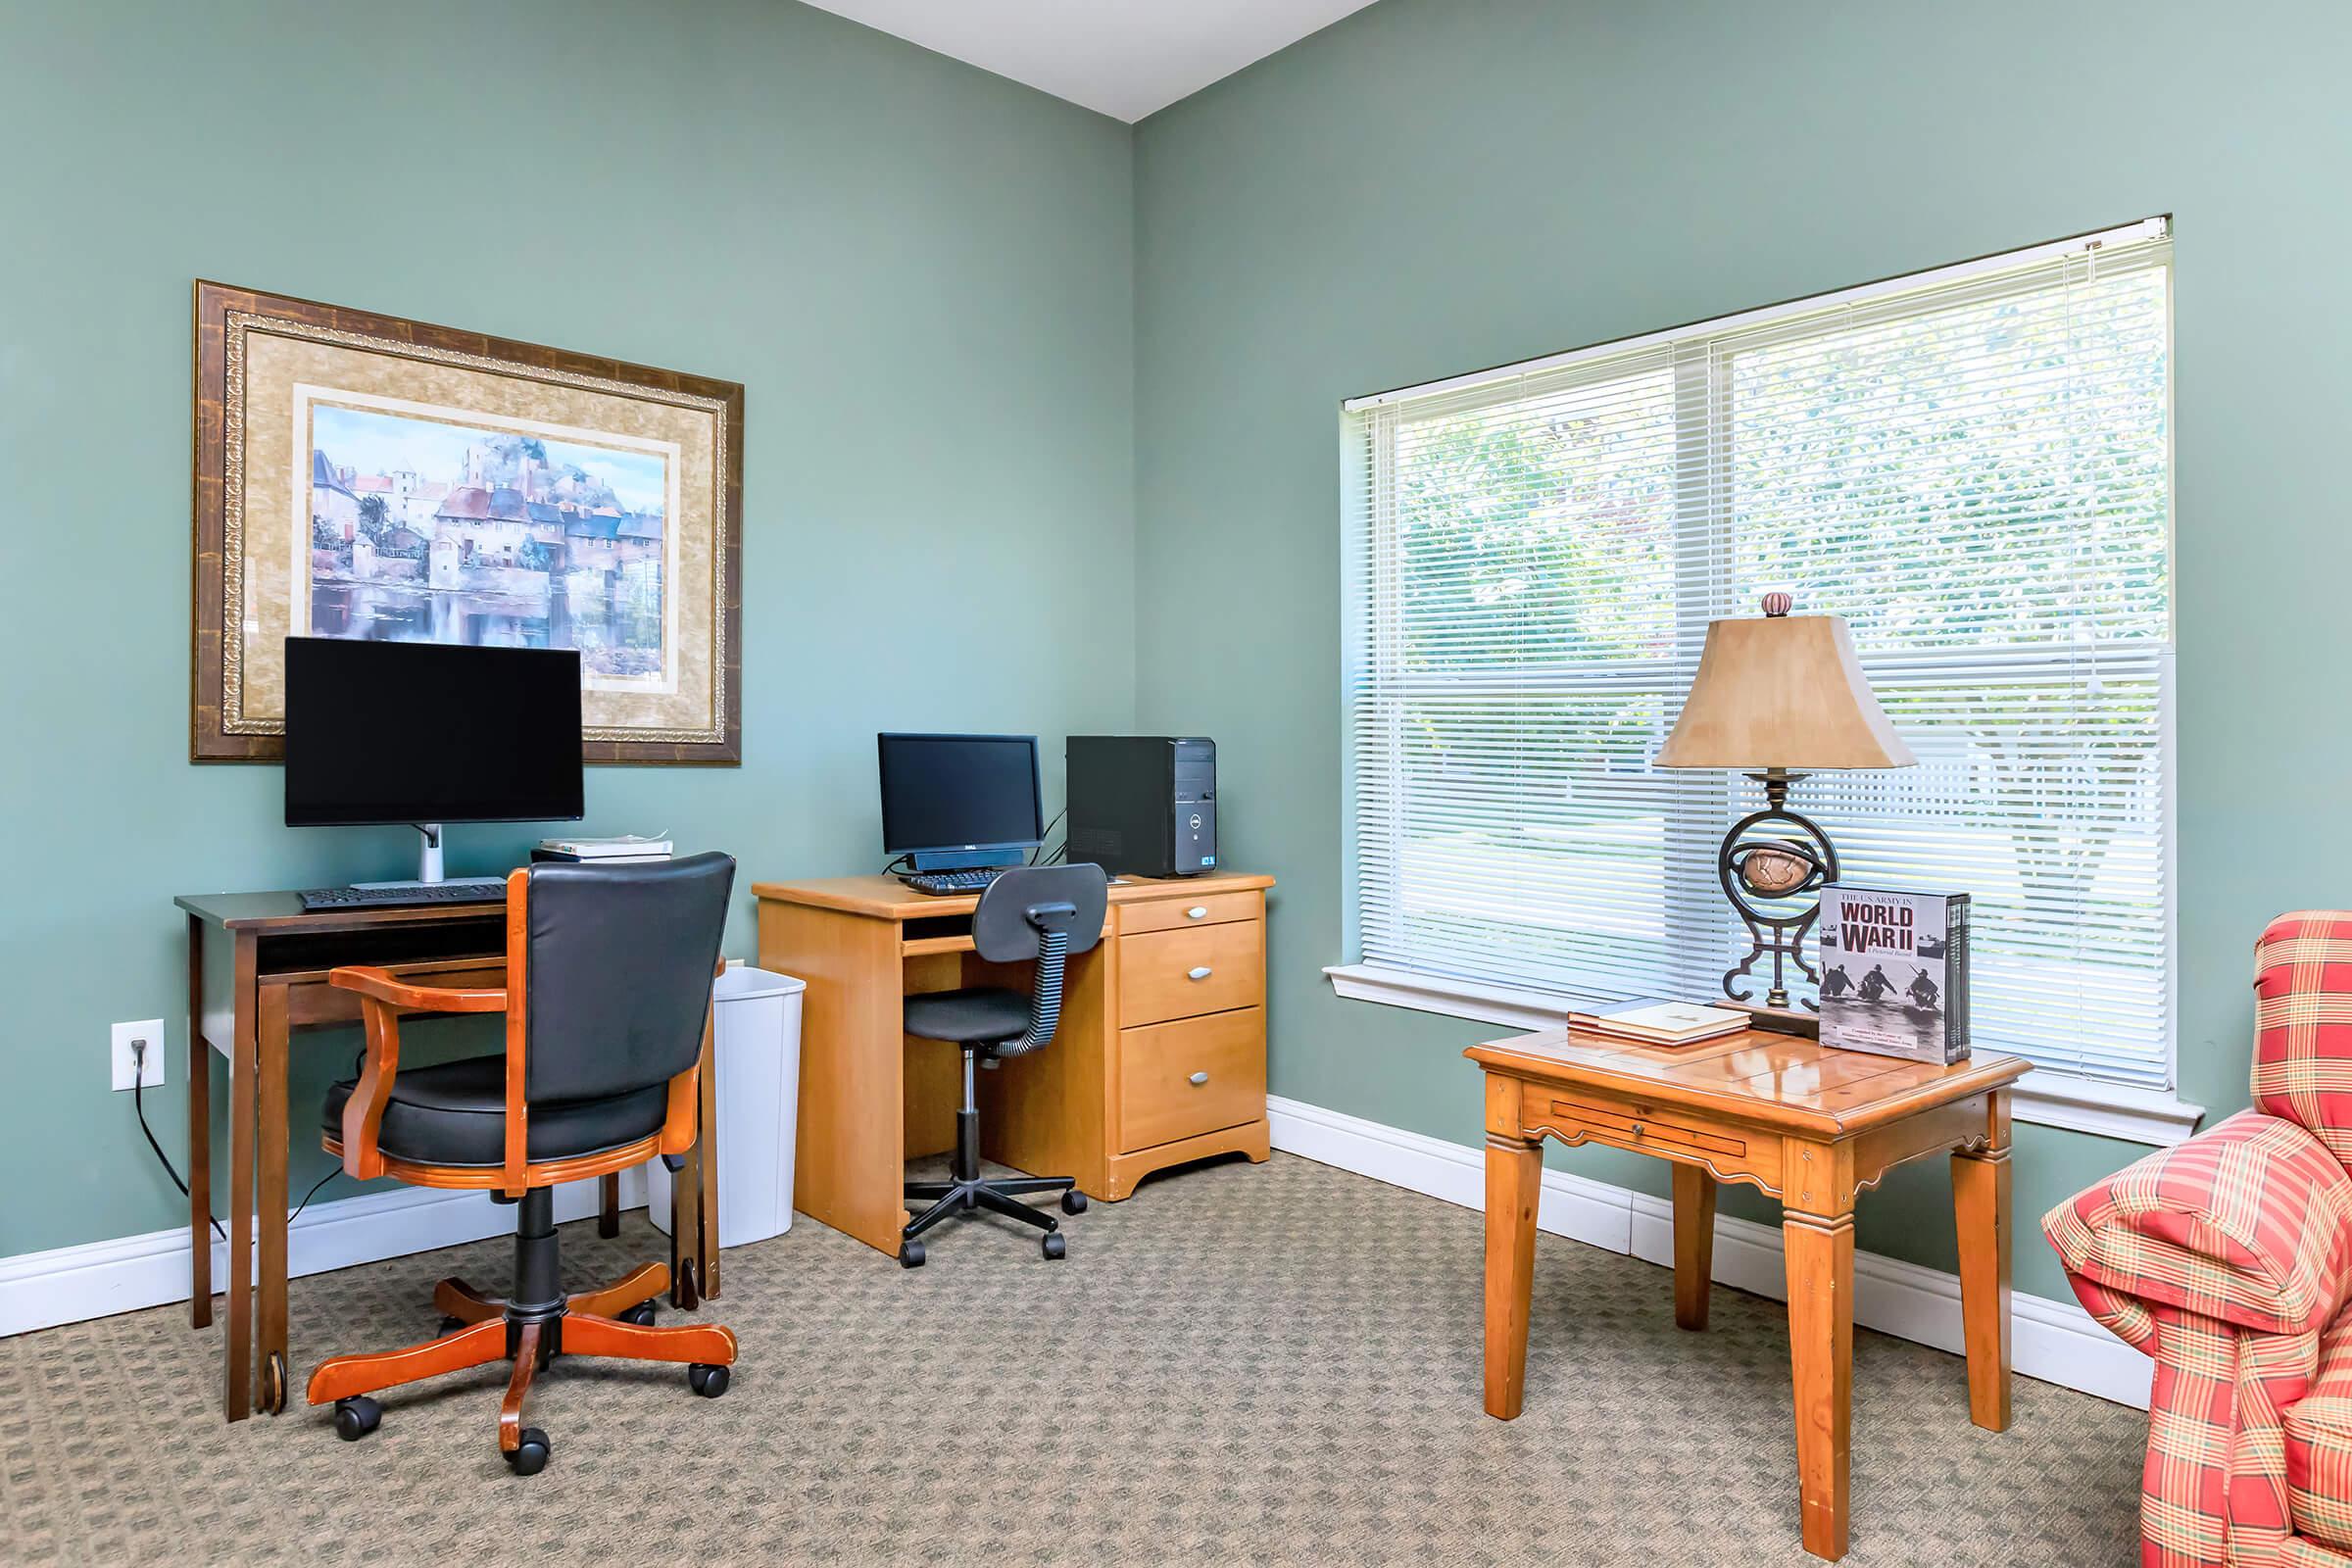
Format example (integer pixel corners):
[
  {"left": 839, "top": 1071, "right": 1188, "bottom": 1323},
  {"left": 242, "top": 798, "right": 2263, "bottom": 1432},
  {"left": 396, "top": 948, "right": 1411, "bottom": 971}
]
[
  {"left": 506, "top": 1427, "right": 551, "bottom": 1475},
  {"left": 899, "top": 1241, "right": 925, "bottom": 1269},
  {"left": 333, "top": 1396, "right": 381, "bottom": 1442},
  {"left": 688, "top": 1363, "right": 730, "bottom": 1398},
  {"left": 437, "top": 1315, "right": 465, "bottom": 1337},
  {"left": 262, "top": 1351, "right": 288, "bottom": 1414},
  {"left": 1042, "top": 1231, "right": 1067, "bottom": 1260},
  {"left": 1060, "top": 1190, "right": 1089, "bottom": 1216},
  {"left": 619, "top": 1301, "right": 657, "bottom": 1327}
]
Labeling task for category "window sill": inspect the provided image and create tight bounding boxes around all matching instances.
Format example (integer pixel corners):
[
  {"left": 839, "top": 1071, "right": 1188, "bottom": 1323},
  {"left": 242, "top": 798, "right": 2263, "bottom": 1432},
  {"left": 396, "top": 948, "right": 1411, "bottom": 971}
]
[{"left": 1323, "top": 962, "right": 2206, "bottom": 1148}]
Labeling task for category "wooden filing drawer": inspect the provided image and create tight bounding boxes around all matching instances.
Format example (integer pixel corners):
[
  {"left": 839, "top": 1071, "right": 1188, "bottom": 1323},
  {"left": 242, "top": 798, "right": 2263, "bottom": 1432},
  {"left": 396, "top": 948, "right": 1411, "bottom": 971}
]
[
  {"left": 1118, "top": 920, "right": 1262, "bottom": 1028},
  {"left": 1119, "top": 890, "right": 1262, "bottom": 936},
  {"left": 1119, "top": 1007, "right": 1265, "bottom": 1152}
]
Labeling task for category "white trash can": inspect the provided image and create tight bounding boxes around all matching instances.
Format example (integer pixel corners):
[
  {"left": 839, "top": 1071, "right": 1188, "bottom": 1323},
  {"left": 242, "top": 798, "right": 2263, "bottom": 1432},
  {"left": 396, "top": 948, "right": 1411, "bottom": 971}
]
[{"left": 649, "top": 965, "right": 806, "bottom": 1248}]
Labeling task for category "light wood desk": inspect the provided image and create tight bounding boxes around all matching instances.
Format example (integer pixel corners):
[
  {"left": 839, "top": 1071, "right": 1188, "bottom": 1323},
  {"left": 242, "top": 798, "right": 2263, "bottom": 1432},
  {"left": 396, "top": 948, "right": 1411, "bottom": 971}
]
[
  {"left": 752, "top": 872, "right": 1275, "bottom": 1256},
  {"left": 1466, "top": 1024, "right": 2025, "bottom": 1562},
  {"left": 175, "top": 891, "right": 720, "bottom": 1423}
]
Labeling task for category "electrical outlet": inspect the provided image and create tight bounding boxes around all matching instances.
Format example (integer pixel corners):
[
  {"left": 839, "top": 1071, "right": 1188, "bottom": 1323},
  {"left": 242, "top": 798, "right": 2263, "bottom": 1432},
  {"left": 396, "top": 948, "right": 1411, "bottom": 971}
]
[{"left": 112, "top": 1019, "right": 167, "bottom": 1092}]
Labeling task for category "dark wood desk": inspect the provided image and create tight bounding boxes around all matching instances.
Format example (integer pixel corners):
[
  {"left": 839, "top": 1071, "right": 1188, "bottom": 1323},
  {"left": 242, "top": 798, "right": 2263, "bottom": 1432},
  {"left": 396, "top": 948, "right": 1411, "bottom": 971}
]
[
  {"left": 177, "top": 891, "right": 719, "bottom": 1422},
  {"left": 1466, "top": 1025, "right": 2026, "bottom": 1562}
]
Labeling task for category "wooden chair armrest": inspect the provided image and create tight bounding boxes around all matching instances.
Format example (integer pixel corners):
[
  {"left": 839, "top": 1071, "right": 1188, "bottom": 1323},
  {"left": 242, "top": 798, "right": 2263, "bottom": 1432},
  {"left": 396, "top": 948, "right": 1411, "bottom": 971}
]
[{"left": 328, "top": 965, "right": 509, "bottom": 1013}]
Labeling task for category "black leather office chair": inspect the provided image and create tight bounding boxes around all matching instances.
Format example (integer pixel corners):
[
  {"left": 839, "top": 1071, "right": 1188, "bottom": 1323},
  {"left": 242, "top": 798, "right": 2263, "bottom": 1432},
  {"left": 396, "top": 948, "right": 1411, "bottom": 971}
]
[
  {"left": 307, "top": 853, "right": 738, "bottom": 1475},
  {"left": 899, "top": 862, "right": 1109, "bottom": 1267}
]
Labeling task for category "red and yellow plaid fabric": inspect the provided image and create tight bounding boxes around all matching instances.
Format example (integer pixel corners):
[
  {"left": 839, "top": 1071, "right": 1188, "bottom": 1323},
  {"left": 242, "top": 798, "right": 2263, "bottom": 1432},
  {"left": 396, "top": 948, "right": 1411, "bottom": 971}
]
[
  {"left": 2041, "top": 915, "right": 2352, "bottom": 1566},
  {"left": 2045, "top": 1111, "right": 2352, "bottom": 1339},
  {"left": 2282, "top": 1535, "right": 2352, "bottom": 1567},
  {"left": 2135, "top": 1307, "right": 2313, "bottom": 1568},
  {"left": 2287, "top": 1317, "right": 2352, "bottom": 1553},
  {"left": 2056, "top": 1257, "right": 2342, "bottom": 1565},
  {"left": 2253, "top": 913, "right": 2352, "bottom": 1168}
]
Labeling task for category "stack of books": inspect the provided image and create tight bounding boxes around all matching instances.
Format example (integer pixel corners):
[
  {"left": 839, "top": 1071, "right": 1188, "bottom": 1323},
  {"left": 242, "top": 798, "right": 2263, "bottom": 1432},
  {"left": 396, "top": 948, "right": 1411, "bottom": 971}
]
[
  {"left": 1567, "top": 1000, "right": 1750, "bottom": 1049},
  {"left": 532, "top": 834, "right": 674, "bottom": 865}
]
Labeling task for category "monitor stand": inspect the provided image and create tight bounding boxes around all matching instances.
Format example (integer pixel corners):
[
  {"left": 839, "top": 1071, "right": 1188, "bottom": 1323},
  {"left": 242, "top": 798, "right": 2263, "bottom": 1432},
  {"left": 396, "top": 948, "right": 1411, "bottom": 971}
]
[{"left": 350, "top": 822, "right": 506, "bottom": 897}]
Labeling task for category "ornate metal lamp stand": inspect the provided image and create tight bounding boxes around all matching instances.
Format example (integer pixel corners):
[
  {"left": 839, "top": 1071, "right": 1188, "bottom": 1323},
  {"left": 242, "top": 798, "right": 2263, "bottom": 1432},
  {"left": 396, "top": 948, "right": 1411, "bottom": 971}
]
[{"left": 1718, "top": 768, "right": 1839, "bottom": 1011}]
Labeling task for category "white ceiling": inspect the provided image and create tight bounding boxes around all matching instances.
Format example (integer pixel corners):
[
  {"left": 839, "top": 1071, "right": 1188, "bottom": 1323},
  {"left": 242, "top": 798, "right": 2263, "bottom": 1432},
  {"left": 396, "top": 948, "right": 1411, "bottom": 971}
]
[{"left": 799, "top": 0, "right": 1381, "bottom": 122}]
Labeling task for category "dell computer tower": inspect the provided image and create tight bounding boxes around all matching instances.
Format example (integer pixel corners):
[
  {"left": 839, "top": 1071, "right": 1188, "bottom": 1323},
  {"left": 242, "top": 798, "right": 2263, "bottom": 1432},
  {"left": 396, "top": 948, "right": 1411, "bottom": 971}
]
[{"left": 1067, "top": 736, "right": 1216, "bottom": 877}]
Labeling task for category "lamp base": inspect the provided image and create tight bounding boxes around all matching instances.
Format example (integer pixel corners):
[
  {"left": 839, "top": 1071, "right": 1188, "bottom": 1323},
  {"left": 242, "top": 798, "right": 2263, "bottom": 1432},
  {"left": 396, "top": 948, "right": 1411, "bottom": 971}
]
[
  {"left": 1716, "top": 770, "right": 1839, "bottom": 1012},
  {"left": 1728, "top": 1001, "right": 1820, "bottom": 1039}
]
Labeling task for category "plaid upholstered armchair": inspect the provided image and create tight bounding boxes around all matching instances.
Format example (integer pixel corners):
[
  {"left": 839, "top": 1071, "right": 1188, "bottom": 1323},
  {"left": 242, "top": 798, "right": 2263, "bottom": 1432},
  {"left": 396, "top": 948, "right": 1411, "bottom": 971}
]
[{"left": 2046, "top": 912, "right": 2352, "bottom": 1568}]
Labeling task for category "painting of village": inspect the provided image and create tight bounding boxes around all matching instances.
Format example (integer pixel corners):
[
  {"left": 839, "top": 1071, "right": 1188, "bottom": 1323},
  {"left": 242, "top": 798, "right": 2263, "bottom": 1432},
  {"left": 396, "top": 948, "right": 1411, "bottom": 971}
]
[{"left": 306, "top": 403, "right": 672, "bottom": 685}]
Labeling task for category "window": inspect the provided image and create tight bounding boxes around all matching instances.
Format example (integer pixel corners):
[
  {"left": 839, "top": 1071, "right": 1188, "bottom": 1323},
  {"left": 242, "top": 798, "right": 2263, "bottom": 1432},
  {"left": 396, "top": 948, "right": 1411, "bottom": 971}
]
[{"left": 1340, "top": 220, "right": 2175, "bottom": 1100}]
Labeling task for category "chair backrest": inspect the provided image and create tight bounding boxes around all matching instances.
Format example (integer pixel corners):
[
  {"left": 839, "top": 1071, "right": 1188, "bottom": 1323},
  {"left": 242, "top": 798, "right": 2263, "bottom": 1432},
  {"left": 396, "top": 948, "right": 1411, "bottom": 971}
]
[
  {"left": 2251, "top": 910, "right": 2352, "bottom": 1166},
  {"left": 522, "top": 853, "right": 735, "bottom": 1105},
  {"left": 971, "top": 863, "right": 1109, "bottom": 1055}
]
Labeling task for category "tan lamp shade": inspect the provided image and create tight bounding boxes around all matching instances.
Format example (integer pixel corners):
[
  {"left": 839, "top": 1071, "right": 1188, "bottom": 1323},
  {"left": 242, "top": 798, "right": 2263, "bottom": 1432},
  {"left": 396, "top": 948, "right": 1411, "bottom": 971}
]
[{"left": 1655, "top": 612, "right": 1916, "bottom": 771}]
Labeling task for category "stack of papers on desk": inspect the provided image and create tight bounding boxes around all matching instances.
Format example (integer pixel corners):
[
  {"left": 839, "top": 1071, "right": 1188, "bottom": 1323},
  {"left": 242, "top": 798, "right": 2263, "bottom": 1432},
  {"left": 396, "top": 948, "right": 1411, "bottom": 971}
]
[{"left": 535, "top": 834, "right": 673, "bottom": 864}]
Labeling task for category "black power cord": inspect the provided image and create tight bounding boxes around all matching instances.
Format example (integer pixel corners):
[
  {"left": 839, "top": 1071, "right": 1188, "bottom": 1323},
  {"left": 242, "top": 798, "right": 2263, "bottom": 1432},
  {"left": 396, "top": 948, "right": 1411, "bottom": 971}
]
[
  {"left": 1028, "top": 808, "right": 1068, "bottom": 865},
  {"left": 132, "top": 1038, "right": 224, "bottom": 1242},
  {"left": 288, "top": 1166, "right": 337, "bottom": 1224},
  {"left": 133, "top": 1038, "right": 338, "bottom": 1239}
]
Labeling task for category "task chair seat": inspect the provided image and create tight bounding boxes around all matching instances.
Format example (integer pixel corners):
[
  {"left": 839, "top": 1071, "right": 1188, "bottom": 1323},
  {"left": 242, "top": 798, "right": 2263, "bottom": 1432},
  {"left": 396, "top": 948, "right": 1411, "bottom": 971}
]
[
  {"left": 322, "top": 1055, "right": 668, "bottom": 1168},
  {"left": 898, "top": 863, "right": 1109, "bottom": 1269},
  {"left": 901, "top": 988, "right": 1036, "bottom": 1049}
]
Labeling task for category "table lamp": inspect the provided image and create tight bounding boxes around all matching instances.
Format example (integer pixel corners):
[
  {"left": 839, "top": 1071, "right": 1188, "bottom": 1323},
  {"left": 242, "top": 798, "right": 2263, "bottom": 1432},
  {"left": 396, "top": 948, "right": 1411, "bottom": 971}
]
[{"left": 1655, "top": 593, "right": 1915, "bottom": 1012}]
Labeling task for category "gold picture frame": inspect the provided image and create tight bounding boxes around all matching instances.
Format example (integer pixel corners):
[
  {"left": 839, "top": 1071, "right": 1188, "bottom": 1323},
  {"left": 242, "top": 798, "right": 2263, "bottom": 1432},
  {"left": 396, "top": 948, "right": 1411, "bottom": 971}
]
[{"left": 192, "top": 281, "right": 744, "bottom": 763}]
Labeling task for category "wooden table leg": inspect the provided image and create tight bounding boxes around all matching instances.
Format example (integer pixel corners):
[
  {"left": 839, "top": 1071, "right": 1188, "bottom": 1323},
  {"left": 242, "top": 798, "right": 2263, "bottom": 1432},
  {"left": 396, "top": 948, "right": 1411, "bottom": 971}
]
[
  {"left": 1673, "top": 1163, "right": 1716, "bottom": 1331},
  {"left": 1483, "top": 1126, "right": 1544, "bottom": 1420},
  {"left": 1953, "top": 1136, "right": 2013, "bottom": 1433},
  {"left": 670, "top": 1146, "right": 700, "bottom": 1309},
  {"left": 256, "top": 985, "right": 290, "bottom": 1414},
  {"left": 1785, "top": 1210, "right": 1854, "bottom": 1561},
  {"left": 186, "top": 913, "right": 212, "bottom": 1331},
  {"left": 698, "top": 1022, "right": 720, "bottom": 1298},
  {"left": 224, "top": 934, "right": 257, "bottom": 1422}
]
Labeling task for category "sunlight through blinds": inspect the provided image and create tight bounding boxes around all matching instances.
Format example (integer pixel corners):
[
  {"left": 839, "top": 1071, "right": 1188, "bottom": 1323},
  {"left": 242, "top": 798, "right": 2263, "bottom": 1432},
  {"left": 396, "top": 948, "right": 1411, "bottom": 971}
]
[{"left": 1343, "top": 220, "right": 2173, "bottom": 1089}]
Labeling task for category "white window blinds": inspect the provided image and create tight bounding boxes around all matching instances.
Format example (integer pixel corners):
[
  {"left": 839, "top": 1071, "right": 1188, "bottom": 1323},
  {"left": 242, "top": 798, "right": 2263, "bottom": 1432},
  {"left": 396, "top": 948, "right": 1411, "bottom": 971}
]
[{"left": 1343, "top": 220, "right": 2174, "bottom": 1089}]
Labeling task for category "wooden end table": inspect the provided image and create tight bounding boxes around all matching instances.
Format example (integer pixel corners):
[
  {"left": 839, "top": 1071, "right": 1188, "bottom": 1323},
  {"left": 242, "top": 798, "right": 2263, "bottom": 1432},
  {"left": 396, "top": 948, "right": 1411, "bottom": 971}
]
[{"left": 1467, "top": 1025, "right": 2026, "bottom": 1561}]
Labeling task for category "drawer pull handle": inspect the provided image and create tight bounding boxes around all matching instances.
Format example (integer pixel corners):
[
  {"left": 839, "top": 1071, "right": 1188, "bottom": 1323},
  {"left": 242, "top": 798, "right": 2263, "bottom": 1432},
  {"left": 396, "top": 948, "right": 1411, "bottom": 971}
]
[
  {"left": 1189, "top": 1071, "right": 1210, "bottom": 1086},
  {"left": 1186, "top": 906, "right": 1209, "bottom": 919},
  {"left": 1631, "top": 1122, "right": 1645, "bottom": 1139},
  {"left": 1187, "top": 965, "right": 1213, "bottom": 981}
]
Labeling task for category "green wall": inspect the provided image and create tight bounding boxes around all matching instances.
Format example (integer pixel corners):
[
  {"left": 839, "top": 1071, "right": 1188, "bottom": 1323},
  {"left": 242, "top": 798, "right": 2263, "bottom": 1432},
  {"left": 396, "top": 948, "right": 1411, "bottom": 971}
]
[
  {"left": 1130, "top": 0, "right": 2352, "bottom": 1303},
  {"left": 8, "top": 0, "right": 2342, "bottom": 1309},
  {"left": 0, "top": 0, "right": 1136, "bottom": 1256}
]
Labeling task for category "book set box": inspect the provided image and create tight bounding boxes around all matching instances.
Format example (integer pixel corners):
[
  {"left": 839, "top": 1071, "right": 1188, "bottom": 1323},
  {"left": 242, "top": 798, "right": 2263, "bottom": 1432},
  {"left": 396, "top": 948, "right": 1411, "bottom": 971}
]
[{"left": 1816, "top": 884, "right": 1971, "bottom": 1064}]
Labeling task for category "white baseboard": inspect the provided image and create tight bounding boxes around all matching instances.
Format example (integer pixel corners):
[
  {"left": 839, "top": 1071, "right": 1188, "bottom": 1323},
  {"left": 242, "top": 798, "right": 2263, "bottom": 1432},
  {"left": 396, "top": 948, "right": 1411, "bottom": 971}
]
[
  {"left": 1265, "top": 1094, "right": 2153, "bottom": 1410},
  {"left": 5, "top": 1100, "right": 2154, "bottom": 1412},
  {"left": 0, "top": 1168, "right": 649, "bottom": 1339}
]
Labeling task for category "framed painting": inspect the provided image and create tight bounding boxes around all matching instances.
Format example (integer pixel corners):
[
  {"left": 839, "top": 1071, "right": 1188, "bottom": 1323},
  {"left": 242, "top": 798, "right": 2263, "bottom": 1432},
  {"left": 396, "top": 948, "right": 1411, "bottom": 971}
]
[{"left": 191, "top": 281, "right": 743, "bottom": 764}]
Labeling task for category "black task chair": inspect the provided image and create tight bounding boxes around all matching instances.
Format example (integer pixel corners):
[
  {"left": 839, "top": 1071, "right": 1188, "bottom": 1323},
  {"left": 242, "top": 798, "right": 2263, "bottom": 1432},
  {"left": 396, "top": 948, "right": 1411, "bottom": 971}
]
[
  {"left": 307, "top": 853, "right": 738, "bottom": 1476},
  {"left": 899, "top": 862, "right": 1110, "bottom": 1267}
]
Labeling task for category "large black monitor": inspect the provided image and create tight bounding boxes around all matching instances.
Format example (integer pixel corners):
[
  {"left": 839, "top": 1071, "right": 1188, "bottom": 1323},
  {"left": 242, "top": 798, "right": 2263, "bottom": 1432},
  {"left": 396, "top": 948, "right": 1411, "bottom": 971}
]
[
  {"left": 877, "top": 733, "right": 1043, "bottom": 872},
  {"left": 284, "top": 637, "right": 585, "bottom": 831}
]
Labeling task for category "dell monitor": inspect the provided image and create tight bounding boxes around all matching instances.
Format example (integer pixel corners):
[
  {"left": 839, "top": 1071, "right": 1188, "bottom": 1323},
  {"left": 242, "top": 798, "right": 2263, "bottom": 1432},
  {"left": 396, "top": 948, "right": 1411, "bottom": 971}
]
[
  {"left": 877, "top": 733, "right": 1044, "bottom": 872},
  {"left": 285, "top": 637, "right": 585, "bottom": 886}
]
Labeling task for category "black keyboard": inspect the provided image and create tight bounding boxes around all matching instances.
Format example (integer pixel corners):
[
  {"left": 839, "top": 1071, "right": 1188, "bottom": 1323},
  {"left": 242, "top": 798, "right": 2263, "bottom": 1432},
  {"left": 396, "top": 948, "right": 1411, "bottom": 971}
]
[
  {"left": 900, "top": 867, "right": 1009, "bottom": 896},
  {"left": 299, "top": 880, "right": 507, "bottom": 911}
]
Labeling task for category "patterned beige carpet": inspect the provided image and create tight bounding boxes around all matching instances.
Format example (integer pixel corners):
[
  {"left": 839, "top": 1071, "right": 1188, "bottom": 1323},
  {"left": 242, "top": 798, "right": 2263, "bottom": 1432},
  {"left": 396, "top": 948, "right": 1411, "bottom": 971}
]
[{"left": 0, "top": 1152, "right": 2143, "bottom": 1565}]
